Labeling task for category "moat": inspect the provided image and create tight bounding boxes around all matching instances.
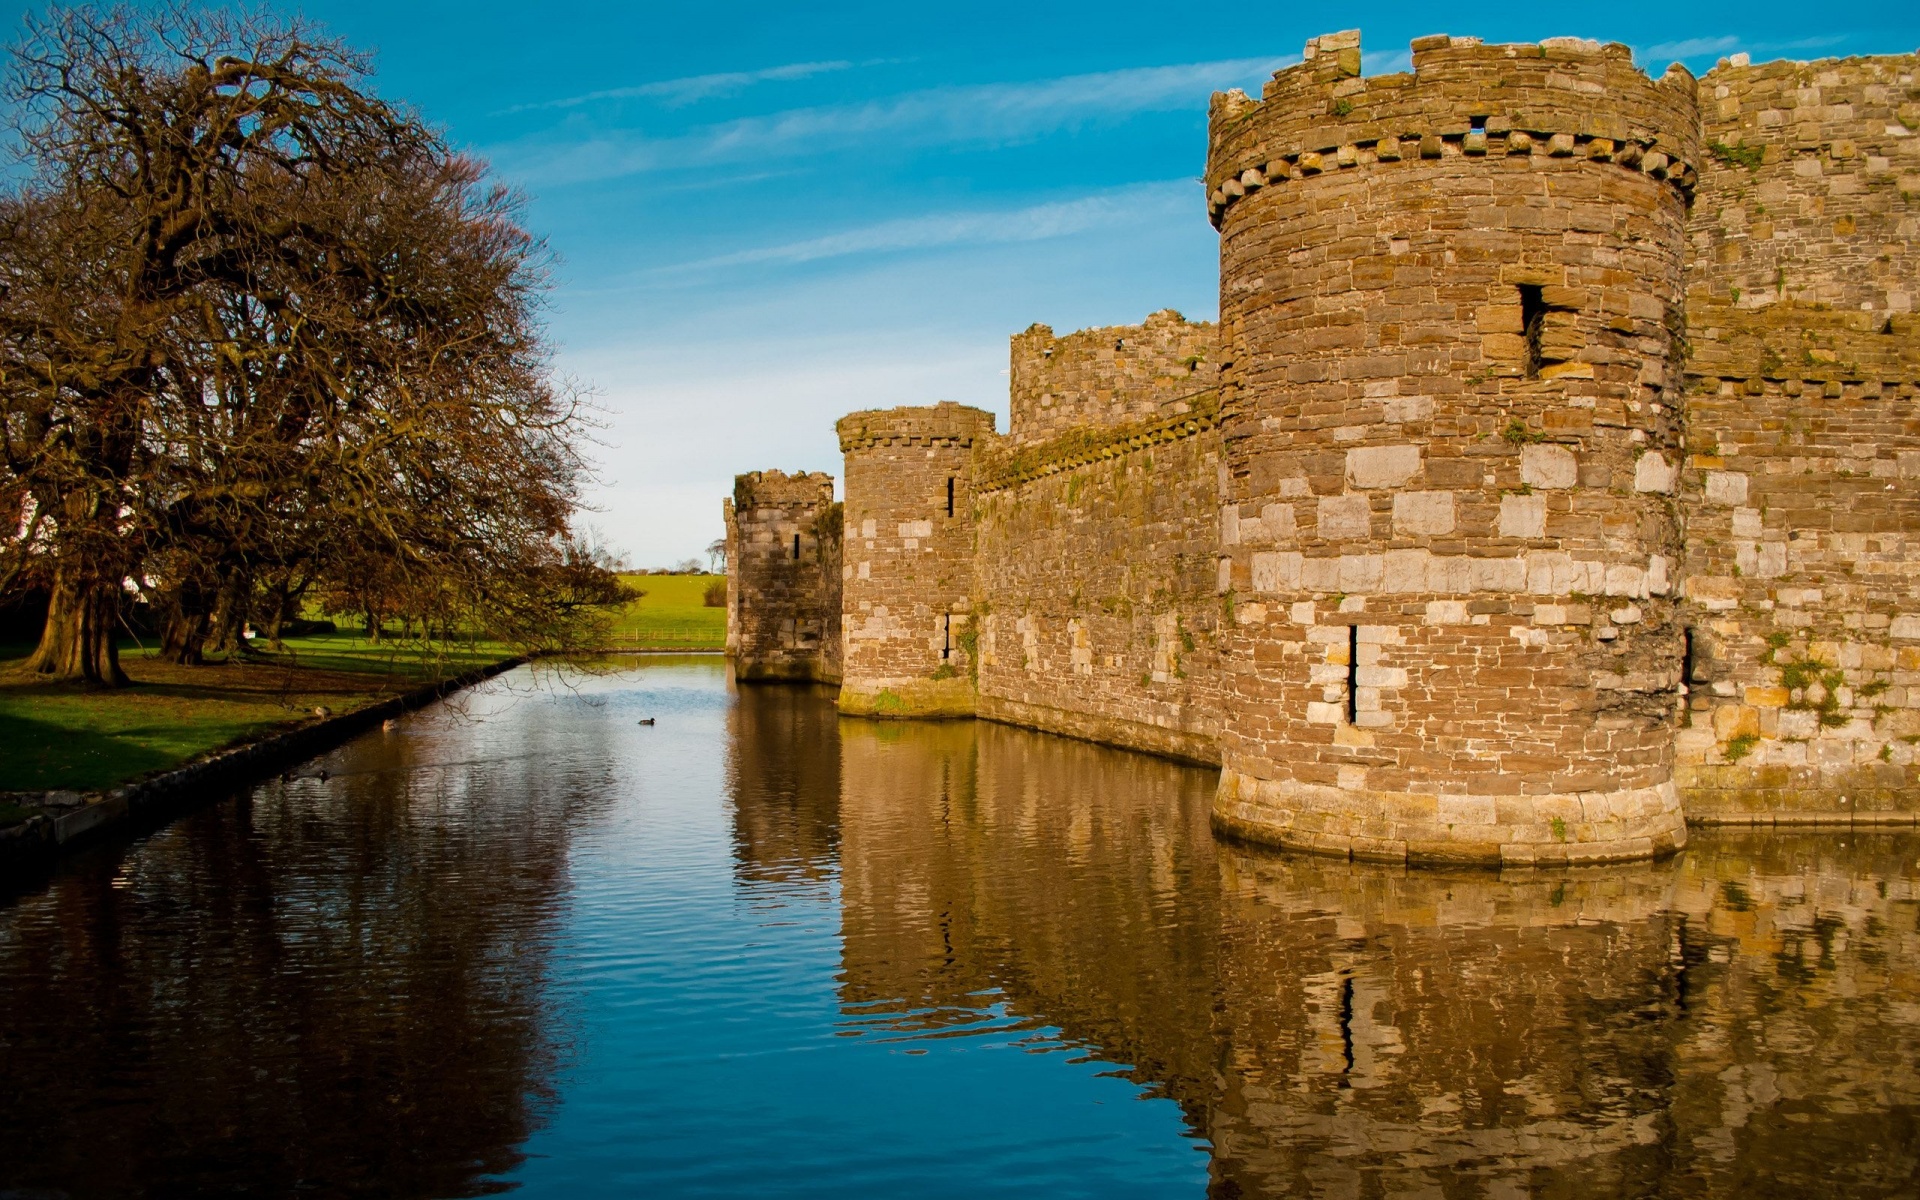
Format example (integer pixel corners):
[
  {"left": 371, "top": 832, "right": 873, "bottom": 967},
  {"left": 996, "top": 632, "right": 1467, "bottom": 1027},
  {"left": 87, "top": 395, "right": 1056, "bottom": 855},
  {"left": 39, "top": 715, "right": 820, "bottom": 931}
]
[{"left": 2, "top": 656, "right": 1916, "bottom": 1197}]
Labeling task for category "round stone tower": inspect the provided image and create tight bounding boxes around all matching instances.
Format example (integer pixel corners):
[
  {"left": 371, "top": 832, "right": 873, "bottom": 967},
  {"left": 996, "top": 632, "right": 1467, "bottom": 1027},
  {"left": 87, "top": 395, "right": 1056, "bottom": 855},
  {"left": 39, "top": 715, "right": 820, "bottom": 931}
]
[
  {"left": 1205, "top": 31, "right": 1701, "bottom": 864},
  {"left": 836, "top": 401, "right": 996, "bottom": 718}
]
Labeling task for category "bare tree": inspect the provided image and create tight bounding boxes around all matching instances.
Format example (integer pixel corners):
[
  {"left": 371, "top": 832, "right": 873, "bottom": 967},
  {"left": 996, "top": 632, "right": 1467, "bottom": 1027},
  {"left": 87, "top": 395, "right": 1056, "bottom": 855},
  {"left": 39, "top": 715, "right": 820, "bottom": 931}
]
[{"left": 0, "top": 5, "right": 615, "bottom": 681}]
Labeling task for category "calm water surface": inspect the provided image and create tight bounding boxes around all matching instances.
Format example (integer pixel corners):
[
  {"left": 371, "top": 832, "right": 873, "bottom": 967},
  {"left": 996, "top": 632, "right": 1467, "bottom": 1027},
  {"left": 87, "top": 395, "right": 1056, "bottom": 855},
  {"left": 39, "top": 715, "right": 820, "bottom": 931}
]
[{"left": 1, "top": 657, "right": 1917, "bottom": 1197}]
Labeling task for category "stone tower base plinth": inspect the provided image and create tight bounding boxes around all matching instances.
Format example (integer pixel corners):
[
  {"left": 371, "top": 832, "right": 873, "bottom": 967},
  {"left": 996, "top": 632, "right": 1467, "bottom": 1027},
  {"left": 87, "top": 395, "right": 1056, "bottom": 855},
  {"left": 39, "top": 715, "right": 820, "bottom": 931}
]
[
  {"left": 837, "top": 675, "right": 977, "bottom": 719},
  {"left": 1213, "top": 771, "right": 1688, "bottom": 867}
]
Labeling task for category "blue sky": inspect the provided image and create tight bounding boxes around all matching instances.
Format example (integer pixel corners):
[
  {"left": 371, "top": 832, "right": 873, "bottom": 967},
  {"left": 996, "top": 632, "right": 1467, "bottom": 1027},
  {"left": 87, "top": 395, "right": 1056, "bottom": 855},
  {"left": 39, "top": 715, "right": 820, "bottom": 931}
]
[{"left": 32, "top": 2, "right": 1920, "bottom": 564}]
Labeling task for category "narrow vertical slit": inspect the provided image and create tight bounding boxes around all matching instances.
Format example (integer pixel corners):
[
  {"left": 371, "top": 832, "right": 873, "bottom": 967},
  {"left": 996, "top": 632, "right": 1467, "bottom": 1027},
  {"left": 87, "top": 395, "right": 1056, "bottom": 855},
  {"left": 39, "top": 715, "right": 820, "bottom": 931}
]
[
  {"left": 942, "top": 615, "right": 951, "bottom": 660},
  {"left": 946, "top": 476, "right": 955, "bottom": 517},
  {"left": 1519, "top": 283, "right": 1546, "bottom": 379},
  {"left": 792, "top": 533, "right": 800, "bottom": 560},
  {"left": 1672, "top": 915, "right": 1692, "bottom": 1018},
  {"left": 1681, "top": 627, "right": 1696, "bottom": 712},
  {"left": 1338, "top": 973, "right": 1356, "bottom": 1081},
  {"left": 1346, "top": 625, "right": 1360, "bottom": 724}
]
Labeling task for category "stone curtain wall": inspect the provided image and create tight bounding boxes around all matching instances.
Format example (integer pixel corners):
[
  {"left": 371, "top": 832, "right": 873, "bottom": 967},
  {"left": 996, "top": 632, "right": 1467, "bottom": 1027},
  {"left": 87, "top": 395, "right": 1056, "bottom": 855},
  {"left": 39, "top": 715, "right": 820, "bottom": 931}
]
[
  {"left": 967, "top": 312, "right": 1226, "bottom": 763},
  {"left": 724, "top": 35, "right": 1920, "bottom": 856},
  {"left": 1008, "top": 311, "right": 1220, "bottom": 446},
  {"left": 836, "top": 402, "right": 994, "bottom": 717},
  {"left": 1677, "top": 53, "right": 1920, "bottom": 818},
  {"left": 724, "top": 471, "right": 842, "bottom": 682},
  {"left": 1205, "top": 33, "right": 1699, "bottom": 864},
  {"left": 972, "top": 428, "right": 1225, "bottom": 765},
  {"left": 1689, "top": 55, "right": 1919, "bottom": 314}
]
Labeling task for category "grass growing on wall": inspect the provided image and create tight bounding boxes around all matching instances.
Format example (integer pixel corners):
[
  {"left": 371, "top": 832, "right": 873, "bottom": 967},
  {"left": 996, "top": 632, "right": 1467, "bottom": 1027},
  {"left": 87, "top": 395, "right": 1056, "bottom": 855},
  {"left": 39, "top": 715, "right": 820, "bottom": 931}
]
[{"left": 605, "top": 574, "right": 727, "bottom": 650}]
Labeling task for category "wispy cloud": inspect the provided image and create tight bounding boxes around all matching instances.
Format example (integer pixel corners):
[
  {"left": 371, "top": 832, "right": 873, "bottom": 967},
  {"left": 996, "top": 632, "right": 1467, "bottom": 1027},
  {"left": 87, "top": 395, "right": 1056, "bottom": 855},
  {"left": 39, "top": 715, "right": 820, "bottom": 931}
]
[
  {"left": 1640, "top": 34, "right": 1743, "bottom": 61},
  {"left": 1361, "top": 48, "right": 1413, "bottom": 75},
  {"left": 1767, "top": 35, "right": 1849, "bottom": 53},
  {"left": 1639, "top": 32, "right": 1850, "bottom": 64},
  {"left": 501, "top": 59, "right": 859, "bottom": 114},
  {"left": 648, "top": 181, "right": 1195, "bottom": 278},
  {"left": 498, "top": 56, "right": 1291, "bottom": 186}
]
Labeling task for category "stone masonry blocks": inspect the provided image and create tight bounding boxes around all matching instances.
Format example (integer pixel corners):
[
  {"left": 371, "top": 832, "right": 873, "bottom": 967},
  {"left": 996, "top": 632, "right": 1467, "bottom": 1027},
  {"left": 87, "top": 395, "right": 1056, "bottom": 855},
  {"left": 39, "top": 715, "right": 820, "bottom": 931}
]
[
  {"left": 835, "top": 402, "right": 995, "bottom": 718},
  {"left": 728, "top": 34, "right": 1920, "bottom": 865},
  {"left": 725, "top": 471, "right": 841, "bottom": 682},
  {"left": 1207, "top": 29, "right": 1696, "bottom": 862}
]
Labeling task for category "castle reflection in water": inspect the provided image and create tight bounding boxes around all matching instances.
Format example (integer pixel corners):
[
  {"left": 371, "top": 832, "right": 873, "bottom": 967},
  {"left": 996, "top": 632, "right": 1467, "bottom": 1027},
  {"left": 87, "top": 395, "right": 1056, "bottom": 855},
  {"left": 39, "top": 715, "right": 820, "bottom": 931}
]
[{"left": 727, "top": 680, "right": 1920, "bottom": 1197}]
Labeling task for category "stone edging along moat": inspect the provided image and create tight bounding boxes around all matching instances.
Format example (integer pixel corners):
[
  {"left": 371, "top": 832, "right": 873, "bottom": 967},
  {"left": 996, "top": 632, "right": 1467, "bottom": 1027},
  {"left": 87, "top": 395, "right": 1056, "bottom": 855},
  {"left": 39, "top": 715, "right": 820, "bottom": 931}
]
[{"left": 0, "top": 655, "right": 531, "bottom": 878}]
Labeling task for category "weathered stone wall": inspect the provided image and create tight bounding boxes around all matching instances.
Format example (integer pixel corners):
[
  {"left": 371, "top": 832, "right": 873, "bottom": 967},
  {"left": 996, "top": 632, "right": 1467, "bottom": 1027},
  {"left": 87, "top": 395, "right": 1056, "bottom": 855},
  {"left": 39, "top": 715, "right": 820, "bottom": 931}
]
[
  {"left": 725, "top": 34, "right": 1920, "bottom": 858},
  {"left": 1205, "top": 32, "right": 1699, "bottom": 864},
  {"left": 836, "top": 402, "right": 994, "bottom": 716},
  {"left": 1690, "top": 53, "right": 1919, "bottom": 315},
  {"left": 1008, "top": 310, "right": 1219, "bottom": 446},
  {"left": 1677, "top": 53, "right": 1920, "bottom": 819},
  {"left": 972, "top": 412, "right": 1225, "bottom": 765},
  {"left": 723, "top": 471, "right": 842, "bottom": 682}
]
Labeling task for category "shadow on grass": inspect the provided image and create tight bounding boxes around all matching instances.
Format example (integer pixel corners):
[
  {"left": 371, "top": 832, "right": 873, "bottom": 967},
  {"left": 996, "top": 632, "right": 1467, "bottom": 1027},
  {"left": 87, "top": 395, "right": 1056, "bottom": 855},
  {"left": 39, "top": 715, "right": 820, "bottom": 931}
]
[{"left": 0, "top": 708, "right": 179, "bottom": 793}]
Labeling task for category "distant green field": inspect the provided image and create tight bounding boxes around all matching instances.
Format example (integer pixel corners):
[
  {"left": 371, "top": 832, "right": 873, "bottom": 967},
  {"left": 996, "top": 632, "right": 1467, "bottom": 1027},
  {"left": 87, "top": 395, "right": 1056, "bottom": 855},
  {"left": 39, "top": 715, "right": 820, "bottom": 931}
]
[{"left": 605, "top": 573, "right": 727, "bottom": 650}]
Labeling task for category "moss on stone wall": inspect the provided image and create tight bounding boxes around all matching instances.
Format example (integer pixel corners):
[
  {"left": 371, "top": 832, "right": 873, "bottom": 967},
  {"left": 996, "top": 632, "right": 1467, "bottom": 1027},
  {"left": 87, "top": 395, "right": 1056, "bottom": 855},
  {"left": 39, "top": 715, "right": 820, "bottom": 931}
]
[{"left": 837, "top": 676, "right": 978, "bottom": 719}]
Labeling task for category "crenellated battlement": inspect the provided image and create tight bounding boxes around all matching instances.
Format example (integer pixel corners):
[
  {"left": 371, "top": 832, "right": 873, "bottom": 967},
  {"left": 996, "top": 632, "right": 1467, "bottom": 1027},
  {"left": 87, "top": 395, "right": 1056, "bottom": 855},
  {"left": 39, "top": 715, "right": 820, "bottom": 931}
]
[
  {"left": 726, "top": 32, "right": 1920, "bottom": 861},
  {"left": 836, "top": 400, "right": 997, "bottom": 453},
  {"left": 1206, "top": 31, "right": 1701, "bottom": 228},
  {"left": 732, "top": 469, "right": 834, "bottom": 512}
]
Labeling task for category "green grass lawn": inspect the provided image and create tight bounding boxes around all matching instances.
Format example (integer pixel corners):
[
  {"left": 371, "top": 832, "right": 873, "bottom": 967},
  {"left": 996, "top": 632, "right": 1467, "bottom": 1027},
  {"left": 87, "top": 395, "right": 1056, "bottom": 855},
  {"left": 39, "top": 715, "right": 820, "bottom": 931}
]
[
  {"left": 605, "top": 573, "right": 727, "bottom": 650},
  {"left": 0, "top": 631, "right": 518, "bottom": 795},
  {"left": 0, "top": 580, "right": 730, "bottom": 796}
]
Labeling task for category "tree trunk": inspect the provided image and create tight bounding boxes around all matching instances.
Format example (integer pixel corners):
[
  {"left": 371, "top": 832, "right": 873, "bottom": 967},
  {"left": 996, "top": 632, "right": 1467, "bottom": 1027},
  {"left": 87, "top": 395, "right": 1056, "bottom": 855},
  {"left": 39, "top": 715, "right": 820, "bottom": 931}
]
[
  {"left": 159, "top": 607, "right": 207, "bottom": 665},
  {"left": 204, "top": 572, "right": 251, "bottom": 659},
  {"left": 157, "top": 578, "right": 209, "bottom": 665},
  {"left": 260, "top": 575, "right": 305, "bottom": 651},
  {"left": 25, "top": 562, "right": 129, "bottom": 686}
]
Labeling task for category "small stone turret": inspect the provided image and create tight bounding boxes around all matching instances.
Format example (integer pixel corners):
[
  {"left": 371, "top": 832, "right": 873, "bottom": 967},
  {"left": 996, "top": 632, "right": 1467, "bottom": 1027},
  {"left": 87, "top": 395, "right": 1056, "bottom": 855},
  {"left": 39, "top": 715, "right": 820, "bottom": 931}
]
[
  {"left": 836, "top": 402, "right": 996, "bottom": 716},
  {"left": 724, "top": 470, "right": 841, "bottom": 682},
  {"left": 1206, "top": 32, "right": 1700, "bottom": 864}
]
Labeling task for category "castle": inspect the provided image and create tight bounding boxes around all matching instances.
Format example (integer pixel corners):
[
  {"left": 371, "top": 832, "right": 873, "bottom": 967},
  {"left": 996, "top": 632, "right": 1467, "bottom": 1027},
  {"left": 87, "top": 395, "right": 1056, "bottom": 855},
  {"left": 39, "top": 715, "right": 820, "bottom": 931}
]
[{"left": 724, "top": 31, "right": 1920, "bottom": 866}]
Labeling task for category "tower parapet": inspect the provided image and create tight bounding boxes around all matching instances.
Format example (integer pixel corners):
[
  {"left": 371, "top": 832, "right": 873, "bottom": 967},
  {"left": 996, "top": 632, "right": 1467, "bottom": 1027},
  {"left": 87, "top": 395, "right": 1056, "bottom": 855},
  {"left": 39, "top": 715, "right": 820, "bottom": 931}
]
[
  {"left": 1206, "top": 32, "right": 1699, "bottom": 864},
  {"left": 1207, "top": 31, "right": 1700, "bottom": 229},
  {"left": 724, "top": 470, "right": 841, "bottom": 682},
  {"left": 1009, "top": 310, "right": 1219, "bottom": 446},
  {"left": 836, "top": 402, "right": 996, "bottom": 717}
]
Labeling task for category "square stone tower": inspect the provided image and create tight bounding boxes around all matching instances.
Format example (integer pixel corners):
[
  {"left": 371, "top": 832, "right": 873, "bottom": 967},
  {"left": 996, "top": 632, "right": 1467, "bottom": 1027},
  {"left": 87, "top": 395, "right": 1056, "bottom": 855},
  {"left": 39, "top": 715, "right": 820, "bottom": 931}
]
[{"left": 724, "top": 470, "right": 841, "bottom": 682}]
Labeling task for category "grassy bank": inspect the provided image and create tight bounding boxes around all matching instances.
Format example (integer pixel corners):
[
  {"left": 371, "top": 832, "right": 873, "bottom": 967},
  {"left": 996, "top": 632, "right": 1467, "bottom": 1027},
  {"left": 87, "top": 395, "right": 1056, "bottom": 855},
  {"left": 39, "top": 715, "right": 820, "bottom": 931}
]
[
  {"left": 0, "top": 633, "right": 513, "bottom": 794},
  {"left": 606, "top": 573, "right": 726, "bottom": 650},
  {"left": 0, "top": 576, "right": 729, "bottom": 796}
]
